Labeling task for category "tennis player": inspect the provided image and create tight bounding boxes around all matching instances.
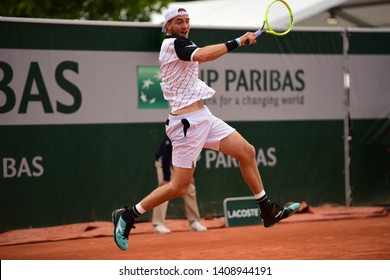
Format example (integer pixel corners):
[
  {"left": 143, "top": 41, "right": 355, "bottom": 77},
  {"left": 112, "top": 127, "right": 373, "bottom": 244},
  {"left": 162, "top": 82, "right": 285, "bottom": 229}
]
[{"left": 112, "top": 6, "right": 300, "bottom": 251}]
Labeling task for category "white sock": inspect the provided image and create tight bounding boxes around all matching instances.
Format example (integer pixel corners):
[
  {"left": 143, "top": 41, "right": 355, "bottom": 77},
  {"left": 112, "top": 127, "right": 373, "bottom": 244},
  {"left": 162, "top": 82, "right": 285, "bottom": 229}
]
[
  {"left": 135, "top": 203, "right": 146, "bottom": 214},
  {"left": 254, "top": 190, "right": 266, "bottom": 200}
]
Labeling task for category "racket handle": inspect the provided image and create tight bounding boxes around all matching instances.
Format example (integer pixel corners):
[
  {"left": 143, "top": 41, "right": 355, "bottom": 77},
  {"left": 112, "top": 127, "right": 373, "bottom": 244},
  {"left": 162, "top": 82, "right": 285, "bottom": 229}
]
[{"left": 245, "top": 28, "right": 262, "bottom": 45}]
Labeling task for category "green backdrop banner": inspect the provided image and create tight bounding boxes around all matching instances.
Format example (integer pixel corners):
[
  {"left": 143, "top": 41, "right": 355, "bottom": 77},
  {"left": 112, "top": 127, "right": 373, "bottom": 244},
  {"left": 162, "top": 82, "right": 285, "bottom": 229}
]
[{"left": 348, "top": 31, "right": 390, "bottom": 206}]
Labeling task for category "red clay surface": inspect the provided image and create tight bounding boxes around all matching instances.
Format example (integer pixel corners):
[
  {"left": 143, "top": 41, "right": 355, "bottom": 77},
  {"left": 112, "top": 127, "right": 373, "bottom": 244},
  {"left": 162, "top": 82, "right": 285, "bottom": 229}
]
[{"left": 1, "top": 206, "right": 389, "bottom": 260}]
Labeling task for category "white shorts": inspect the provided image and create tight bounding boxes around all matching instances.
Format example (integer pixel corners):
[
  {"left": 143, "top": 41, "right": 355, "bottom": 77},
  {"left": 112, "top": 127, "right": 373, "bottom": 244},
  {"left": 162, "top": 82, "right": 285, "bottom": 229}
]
[{"left": 165, "top": 106, "right": 235, "bottom": 168}]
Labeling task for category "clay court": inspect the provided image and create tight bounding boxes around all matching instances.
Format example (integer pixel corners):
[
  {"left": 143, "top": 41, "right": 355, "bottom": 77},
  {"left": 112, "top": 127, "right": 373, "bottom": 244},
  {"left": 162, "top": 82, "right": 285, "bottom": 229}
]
[{"left": 1, "top": 205, "right": 389, "bottom": 260}]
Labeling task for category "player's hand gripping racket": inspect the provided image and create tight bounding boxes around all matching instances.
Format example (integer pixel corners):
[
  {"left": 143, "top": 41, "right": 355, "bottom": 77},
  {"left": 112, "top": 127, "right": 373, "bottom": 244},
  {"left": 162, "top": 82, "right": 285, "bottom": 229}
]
[{"left": 245, "top": 0, "right": 294, "bottom": 45}]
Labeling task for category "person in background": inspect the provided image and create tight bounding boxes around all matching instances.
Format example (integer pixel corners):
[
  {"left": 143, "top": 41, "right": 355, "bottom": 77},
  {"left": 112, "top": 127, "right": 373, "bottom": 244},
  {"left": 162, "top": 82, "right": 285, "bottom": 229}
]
[{"left": 152, "top": 135, "right": 207, "bottom": 234}]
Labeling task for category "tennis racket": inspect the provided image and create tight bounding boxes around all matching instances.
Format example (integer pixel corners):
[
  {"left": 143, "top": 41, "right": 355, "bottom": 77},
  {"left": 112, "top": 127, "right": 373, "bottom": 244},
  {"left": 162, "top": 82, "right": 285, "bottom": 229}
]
[{"left": 245, "top": 0, "right": 294, "bottom": 44}]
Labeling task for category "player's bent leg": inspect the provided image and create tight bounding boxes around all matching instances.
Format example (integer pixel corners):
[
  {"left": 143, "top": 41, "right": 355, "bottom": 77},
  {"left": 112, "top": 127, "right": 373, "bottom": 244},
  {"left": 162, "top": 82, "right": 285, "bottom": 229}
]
[
  {"left": 219, "top": 131, "right": 264, "bottom": 195},
  {"left": 112, "top": 167, "right": 194, "bottom": 250},
  {"left": 219, "top": 131, "right": 255, "bottom": 162},
  {"left": 140, "top": 167, "right": 194, "bottom": 211},
  {"left": 219, "top": 131, "right": 300, "bottom": 228}
]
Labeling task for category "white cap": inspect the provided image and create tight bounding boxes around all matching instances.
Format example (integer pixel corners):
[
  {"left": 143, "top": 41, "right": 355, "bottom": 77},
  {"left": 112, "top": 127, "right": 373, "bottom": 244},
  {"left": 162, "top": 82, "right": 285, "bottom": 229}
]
[{"left": 161, "top": 6, "right": 189, "bottom": 33}]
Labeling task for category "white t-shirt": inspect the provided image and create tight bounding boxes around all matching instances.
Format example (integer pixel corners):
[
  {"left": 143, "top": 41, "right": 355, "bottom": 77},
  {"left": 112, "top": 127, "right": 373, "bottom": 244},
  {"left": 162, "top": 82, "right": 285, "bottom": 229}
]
[{"left": 159, "top": 35, "right": 215, "bottom": 111}]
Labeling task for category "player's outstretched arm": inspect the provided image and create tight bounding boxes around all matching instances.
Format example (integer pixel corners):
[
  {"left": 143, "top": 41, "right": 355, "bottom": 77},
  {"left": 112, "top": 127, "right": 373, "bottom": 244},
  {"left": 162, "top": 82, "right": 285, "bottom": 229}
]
[{"left": 193, "top": 32, "right": 256, "bottom": 63}]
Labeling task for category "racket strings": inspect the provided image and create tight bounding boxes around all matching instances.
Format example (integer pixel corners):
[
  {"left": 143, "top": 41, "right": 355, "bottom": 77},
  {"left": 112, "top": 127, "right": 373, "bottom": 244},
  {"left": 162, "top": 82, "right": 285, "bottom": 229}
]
[{"left": 266, "top": 1, "right": 292, "bottom": 34}]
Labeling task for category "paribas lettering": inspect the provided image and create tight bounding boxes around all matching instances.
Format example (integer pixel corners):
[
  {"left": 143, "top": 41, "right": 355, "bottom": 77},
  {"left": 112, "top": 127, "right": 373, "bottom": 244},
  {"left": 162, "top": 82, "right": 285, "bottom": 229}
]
[{"left": 200, "top": 69, "right": 305, "bottom": 92}]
